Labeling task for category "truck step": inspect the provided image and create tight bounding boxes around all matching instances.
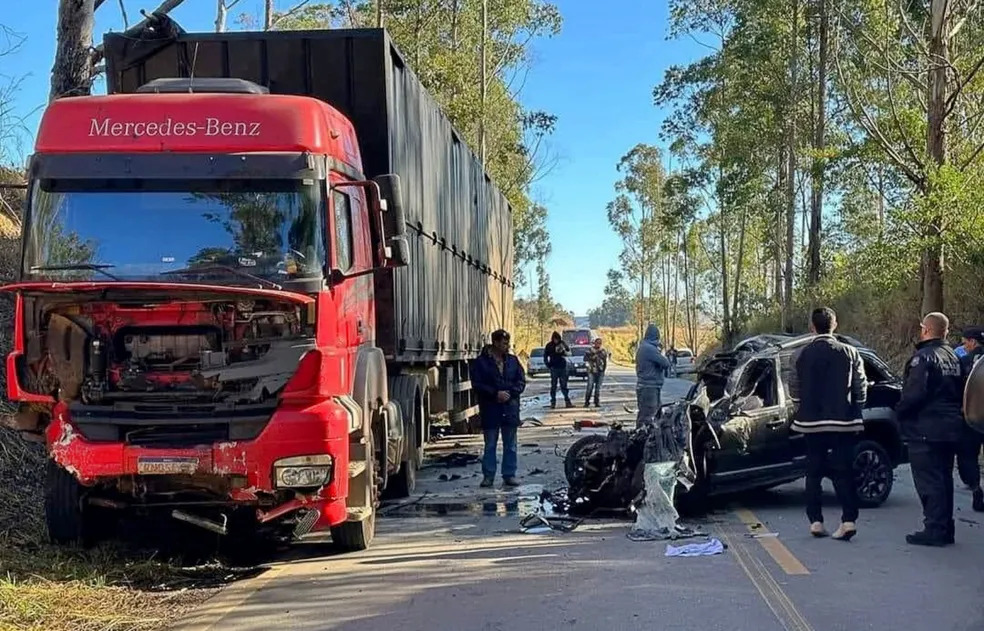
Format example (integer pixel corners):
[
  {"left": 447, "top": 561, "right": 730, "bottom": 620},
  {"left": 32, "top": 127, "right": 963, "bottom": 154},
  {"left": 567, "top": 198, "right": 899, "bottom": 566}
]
[
  {"left": 349, "top": 461, "right": 367, "bottom": 478},
  {"left": 346, "top": 507, "right": 372, "bottom": 522}
]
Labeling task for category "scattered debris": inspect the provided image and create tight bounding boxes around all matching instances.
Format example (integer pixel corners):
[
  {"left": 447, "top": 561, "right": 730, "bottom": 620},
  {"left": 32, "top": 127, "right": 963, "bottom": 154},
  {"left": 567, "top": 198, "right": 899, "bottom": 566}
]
[
  {"left": 520, "top": 512, "right": 584, "bottom": 534},
  {"left": 665, "top": 538, "right": 725, "bottom": 557},
  {"left": 746, "top": 532, "right": 779, "bottom": 539},
  {"left": 431, "top": 452, "right": 480, "bottom": 468},
  {"left": 528, "top": 467, "right": 547, "bottom": 476},
  {"left": 573, "top": 419, "right": 610, "bottom": 431},
  {"left": 959, "top": 517, "right": 979, "bottom": 526},
  {"left": 521, "top": 443, "right": 540, "bottom": 448},
  {"left": 438, "top": 474, "right": 463, "bottom": 482},
  {"left": 521, "top": 416, "right": 544, "bottom": 427}
]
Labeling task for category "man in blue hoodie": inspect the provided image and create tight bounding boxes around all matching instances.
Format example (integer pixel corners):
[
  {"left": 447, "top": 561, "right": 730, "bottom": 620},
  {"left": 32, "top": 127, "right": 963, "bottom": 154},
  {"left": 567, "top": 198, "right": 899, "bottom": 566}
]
[{"left": 635, "top": 324, "right": 671, "bottom": 428}]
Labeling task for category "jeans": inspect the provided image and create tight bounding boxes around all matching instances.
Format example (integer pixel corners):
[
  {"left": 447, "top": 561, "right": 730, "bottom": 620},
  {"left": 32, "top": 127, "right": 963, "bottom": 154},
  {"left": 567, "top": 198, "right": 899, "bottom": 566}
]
[
  {"left": 909, "top": 441, "right": 957, "bottom": 537},
  {"left": 957, "top": 427, "right": 982, "bottom": 490},
  {"left": 804, "top": 433, "right": 859, "bottom": 524},
  {"left": 635, "top": 386, "right": 662, "bottom": 428},
  {"left": 585, "top": 372, "right": 605, "bottom": 405},
  {"left": 483, "top": 424, "right": 518, "bottom": 479},
  {"left": 549, "top": 366, "right": 571, "bottom": 405}
]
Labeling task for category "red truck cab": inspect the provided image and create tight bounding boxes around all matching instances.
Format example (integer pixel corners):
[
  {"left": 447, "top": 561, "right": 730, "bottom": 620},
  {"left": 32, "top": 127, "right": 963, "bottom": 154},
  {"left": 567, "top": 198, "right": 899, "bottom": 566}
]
[{"left": 4, "top": 78, "right": 408, "bottom": 550}]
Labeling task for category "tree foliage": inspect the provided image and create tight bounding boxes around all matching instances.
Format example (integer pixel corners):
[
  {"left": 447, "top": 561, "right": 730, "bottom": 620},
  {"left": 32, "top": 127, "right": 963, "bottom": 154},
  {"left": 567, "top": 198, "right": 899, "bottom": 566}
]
[{"left": 641, "top": 0, "right": 984, "bottom": 358}]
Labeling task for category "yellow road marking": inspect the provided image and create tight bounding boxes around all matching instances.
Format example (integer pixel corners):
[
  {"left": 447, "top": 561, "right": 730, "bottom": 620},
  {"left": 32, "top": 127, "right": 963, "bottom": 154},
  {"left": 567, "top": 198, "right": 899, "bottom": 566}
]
[
  {"left": 734, "top": 506, "right": 810, "bottom": 576},
  {"left": 719, "top": 525, "right": 815, "bottom": 631}
]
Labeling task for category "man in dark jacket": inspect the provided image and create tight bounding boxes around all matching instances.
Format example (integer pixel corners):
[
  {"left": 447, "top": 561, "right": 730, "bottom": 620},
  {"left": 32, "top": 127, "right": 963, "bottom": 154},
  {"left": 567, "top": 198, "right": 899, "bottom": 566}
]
[
  {"left": 898, "top": 312, "right": 965, "bottom": 546},
  {"left": 789, "top": 307, "right": 866, "bottom": 540},
  {"left": 635, "top": 324, "right": 671, "bottom": 428},
  {"left": 957, "top": 326, "right": 984, "bottom": 511},
  {"left": 472, "top": 329, "right": 527, "bottom": 488},
  {"left": 544, "top": 331, "right": 573, "bottom": 409}
]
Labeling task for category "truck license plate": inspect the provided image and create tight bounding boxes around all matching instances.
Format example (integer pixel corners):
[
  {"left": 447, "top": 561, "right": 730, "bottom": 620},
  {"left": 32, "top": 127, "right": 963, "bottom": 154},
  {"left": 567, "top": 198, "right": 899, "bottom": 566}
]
[{"left": 137, "top": 457, "right": 199, "bottom": 475}]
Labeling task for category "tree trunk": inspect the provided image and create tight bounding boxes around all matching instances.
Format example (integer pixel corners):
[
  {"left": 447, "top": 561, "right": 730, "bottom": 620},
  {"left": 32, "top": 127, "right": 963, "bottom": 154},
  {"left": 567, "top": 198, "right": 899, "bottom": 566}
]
[
  {"left": 376, "top": 0, "right": 384, "bottom": 27},
  {"left": 807, "top": 0, "right": 827, "bottom": 287},
  {"left": 782, "top": 0, "right": 799, "bottom": 332},
  {"left": 264, "top": 0, "right": 274, "bottom": 30},
  {"left": 732, "top": 205, "right": 748, "bottom": 337},
  {"left": 215, "top": 0, "right": 228, "bottom": 32},
  {"left": 720, "top": 210, "right": 732, "bottom": 346},
  {"left": 50, "top": 0, "right": 96, "bottom": 102},
  {"left": 922, "top": 0, "right": 949, "bottom": 314},
  {"left": 774, "top": 147, "right": 785, "bottom": 306},
  {"left": 478, "top": 0, "right": 489, "bottom": 164},
  {"left": 671, "top": 237, "right": 681, "bottom": 347}
]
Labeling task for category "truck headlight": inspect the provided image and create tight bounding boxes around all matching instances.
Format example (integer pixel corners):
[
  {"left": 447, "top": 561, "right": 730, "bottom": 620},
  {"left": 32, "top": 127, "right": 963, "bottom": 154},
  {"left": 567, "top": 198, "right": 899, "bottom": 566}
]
[{"left": 273, "top": 455, "right": 333, "bottom": 489}]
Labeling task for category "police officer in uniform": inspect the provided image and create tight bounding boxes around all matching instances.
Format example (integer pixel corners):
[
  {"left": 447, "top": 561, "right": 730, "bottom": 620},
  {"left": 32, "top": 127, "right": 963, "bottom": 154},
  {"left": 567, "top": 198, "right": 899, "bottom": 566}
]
[
  {"left": 897, "top": 313, "right": 965, "bottom": 546},
  {"left": 957, "top": 326, "right": 984, "bottom": 511}
]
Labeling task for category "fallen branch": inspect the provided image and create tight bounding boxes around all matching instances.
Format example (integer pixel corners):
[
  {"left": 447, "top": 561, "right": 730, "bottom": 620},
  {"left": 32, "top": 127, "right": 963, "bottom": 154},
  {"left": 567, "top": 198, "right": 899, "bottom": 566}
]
[{"left": 91, "top": 0, "right": 186, "bottom": 66}]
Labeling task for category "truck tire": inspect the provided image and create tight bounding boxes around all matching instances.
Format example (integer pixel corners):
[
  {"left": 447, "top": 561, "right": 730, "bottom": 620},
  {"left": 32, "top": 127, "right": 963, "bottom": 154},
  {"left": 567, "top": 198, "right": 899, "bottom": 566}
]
[
  {"left": 385, "top": 376, "right": 424, "bottom": 499},
  {"left": 45, "top": 461, "right": 90, "bottom": 546},
  {"left": 331, "top": 432, "right": 377, "bottom": 551},
  {"left": 854, "top": 439, "right": 894, "bottom": 508},
  {"left": 564, "top": 435, "right": 607, "bottom": 485}
]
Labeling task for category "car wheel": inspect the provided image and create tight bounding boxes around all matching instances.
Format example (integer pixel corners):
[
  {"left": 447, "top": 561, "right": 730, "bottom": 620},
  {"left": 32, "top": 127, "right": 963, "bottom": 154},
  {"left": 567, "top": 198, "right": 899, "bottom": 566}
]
[
  {"left": 853, "top": 439, "right": 894, "bottom": 508},
  {"left": 564, "top": 435, "right": 607, "bottom": 485}
]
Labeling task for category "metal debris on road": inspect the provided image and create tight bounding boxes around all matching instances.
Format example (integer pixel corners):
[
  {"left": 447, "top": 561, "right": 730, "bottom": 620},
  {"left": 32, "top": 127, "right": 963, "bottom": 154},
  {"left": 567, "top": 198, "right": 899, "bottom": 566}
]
[
  {"left": 528, "top": 467, "right": 547, "bottom": 476},
  {"left": 438, "top": 474, "right": 463, "bottom": 482},
  {"left": 746, "top": 532, "right": 779, "bottom": 539},
  {"left": 665, "top": 538, "right": 725, "bottom": 557},
  {"left": 519, "top": 512, "right": 584, "bottom": 534},
  {"left": 430, "top": 452, "right": 481, "bottom": 468}
]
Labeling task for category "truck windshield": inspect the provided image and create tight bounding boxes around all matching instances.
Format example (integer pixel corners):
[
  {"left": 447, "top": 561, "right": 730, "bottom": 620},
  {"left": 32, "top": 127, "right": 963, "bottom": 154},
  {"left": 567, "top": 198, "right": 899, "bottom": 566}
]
[{"left": 22, "top": 178, "right": 326, "bottom": 285}]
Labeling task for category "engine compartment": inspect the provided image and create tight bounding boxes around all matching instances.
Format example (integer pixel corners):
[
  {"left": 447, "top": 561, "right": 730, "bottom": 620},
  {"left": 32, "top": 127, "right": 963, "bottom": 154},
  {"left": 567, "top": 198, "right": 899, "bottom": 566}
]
[{"left": 19, "top": 294, "right": 315, "bottom": 416}]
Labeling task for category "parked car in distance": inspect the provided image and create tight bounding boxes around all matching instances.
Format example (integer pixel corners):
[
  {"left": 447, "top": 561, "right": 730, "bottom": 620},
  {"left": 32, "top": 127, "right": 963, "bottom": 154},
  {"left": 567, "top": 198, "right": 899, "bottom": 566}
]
[
  {"left": 568, "top": 345, "right": 591, "bottom": 379},
  {"left": 563, "top": 328, "right": 593, "bottom": 347},
  {"left": 669, "top": 348, "right": 697, "bottom": 376},
  {"left": 528, "top": 348, "right": 547, "bottom": 377},
  {"left": 672, "top": 333, "right": 905, "bottom": 511}
]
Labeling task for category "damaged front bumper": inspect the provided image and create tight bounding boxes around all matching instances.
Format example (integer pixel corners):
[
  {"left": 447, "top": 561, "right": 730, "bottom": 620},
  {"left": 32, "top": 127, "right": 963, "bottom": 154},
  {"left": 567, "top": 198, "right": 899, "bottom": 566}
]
[{"left": 45, "top": 397, "right": 353, "bottom": 531}]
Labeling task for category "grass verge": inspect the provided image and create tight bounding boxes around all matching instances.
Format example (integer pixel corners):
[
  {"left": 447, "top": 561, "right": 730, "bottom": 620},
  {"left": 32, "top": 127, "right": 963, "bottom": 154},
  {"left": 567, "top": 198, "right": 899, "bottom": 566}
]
[{"left": 0, "top": 428, "right": 259, "bottom": 631}]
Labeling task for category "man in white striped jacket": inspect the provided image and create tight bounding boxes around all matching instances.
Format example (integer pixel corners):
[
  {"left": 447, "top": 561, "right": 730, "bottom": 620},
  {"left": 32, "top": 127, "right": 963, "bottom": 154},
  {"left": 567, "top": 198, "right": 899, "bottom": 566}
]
[{"left": 789, "top": 307, "right": 868, "bottom": 541}]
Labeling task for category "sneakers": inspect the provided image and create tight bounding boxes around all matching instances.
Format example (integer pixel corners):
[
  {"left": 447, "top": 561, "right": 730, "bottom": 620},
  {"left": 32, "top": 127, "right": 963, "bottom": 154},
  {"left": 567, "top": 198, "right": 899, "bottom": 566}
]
[
  {"left": 831, "top": 522, "right": 857, "bottom": 541},
  {"left": 565, "top": 400, "right": 574, "bottom": 409},
  {"left": 973, "top": 488, "right": 984, "bottom": 512},
  {"left": 906, "top": 530, "right": 950, "bottom": 547},
  {"left": 480, "top": 477, "right": 494, "bottom": 488},
  {"left": 503, "top": 477, "right": 521, "bottom": 487},
  {"left": 810, "top": 522, "right": 828, "bottom": 538}
]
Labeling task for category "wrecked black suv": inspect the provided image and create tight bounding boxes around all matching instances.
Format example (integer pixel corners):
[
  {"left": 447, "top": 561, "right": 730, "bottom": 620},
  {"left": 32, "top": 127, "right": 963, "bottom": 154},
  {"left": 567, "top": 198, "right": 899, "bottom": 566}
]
[{"left": 673, "top": 334, "right": 904, "bottom": 509}]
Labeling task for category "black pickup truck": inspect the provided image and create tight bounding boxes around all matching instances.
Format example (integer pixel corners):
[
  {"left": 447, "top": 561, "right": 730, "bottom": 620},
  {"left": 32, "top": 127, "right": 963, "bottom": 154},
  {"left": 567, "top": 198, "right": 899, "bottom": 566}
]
[{"left": 677, "top": 334, "right": 904, "bottom": 508}]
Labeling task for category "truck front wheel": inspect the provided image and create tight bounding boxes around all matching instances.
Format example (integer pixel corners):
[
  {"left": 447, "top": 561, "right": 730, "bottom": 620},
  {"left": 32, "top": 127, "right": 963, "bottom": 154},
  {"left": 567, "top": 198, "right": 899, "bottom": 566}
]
[
  {"left": 45, "top": 461, "right": 97, "bottom": 546},
  {"left": 331, "top": 430, "right": 378, "bottom": 551}
]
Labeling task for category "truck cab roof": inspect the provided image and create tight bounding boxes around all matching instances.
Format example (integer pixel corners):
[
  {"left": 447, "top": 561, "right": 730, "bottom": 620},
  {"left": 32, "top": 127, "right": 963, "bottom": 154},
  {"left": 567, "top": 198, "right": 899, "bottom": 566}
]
[{"left": 35, "top": 91, "right": 363, "bottom": 171}]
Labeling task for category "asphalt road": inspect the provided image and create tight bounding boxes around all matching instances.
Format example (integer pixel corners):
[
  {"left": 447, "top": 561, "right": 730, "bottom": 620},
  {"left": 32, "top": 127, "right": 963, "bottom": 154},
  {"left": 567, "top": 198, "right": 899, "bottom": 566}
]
[{"left": 173, "top": 366, "right": 984, "bottom": 631}]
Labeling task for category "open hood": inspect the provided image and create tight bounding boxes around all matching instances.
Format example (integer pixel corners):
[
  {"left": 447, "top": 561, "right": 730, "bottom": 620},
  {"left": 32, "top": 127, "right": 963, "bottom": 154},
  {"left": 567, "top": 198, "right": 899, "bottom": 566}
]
[{"left": 0, "top": 281, "right": 315, "bottom": 306}]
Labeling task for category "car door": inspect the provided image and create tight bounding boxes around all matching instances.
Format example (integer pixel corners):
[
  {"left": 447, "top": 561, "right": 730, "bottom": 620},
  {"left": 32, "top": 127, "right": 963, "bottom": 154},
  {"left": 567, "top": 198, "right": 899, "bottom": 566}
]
[
  {"left": 710, "top": 357, "right": 793, "bottom": 490},
  {"left": 778, "top": 349, "right": 808, "bottom": 474}
]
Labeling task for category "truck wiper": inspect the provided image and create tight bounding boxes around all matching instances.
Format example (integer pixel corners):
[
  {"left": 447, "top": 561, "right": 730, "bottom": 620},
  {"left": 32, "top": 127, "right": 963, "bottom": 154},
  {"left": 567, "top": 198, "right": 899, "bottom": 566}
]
[
  {"left": 30, "top": 263, "right": 121, "bottom": 281},
  {"left": 160, "top": 265, "right": 283, "bottom": 291}
]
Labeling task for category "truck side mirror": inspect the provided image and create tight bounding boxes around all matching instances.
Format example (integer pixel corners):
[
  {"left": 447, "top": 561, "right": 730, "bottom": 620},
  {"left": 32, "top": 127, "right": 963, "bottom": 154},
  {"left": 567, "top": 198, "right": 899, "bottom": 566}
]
[
  {"left": 372, "top": 174, "right": 409, "bottom": 268},
  {"left": 331, "top": 177, "right": 409, "bottom": 272}
]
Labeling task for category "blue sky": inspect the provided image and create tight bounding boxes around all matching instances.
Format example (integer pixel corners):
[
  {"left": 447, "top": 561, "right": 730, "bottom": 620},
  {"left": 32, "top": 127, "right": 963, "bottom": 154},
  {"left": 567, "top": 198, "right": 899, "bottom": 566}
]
[{"left": 4, "top": 0, "right": 701, "bottom": 315}]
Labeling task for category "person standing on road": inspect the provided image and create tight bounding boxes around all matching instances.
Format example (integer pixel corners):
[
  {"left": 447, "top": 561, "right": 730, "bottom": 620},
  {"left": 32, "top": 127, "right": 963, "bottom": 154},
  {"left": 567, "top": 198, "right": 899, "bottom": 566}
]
[
  {"left": 897, "top": 312, "right": 965, "bottom": 546},
  {"left": 957, "top": 326, "right": 984, "bottom": 512},
  {"left": 635, "top": 324, "right": 670, "bottom": 428},
  {"left": 544, "top": 332, "right": 573, "bottom": 409},
  {"left": 789, "top": 307, "right": 866, "bottom": 541},
  {"left": 472, "top": 329, "right": 527, "bottom": 488},
  {"left": 584, "top": 337, "right": 610, "bottom": 408}
]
